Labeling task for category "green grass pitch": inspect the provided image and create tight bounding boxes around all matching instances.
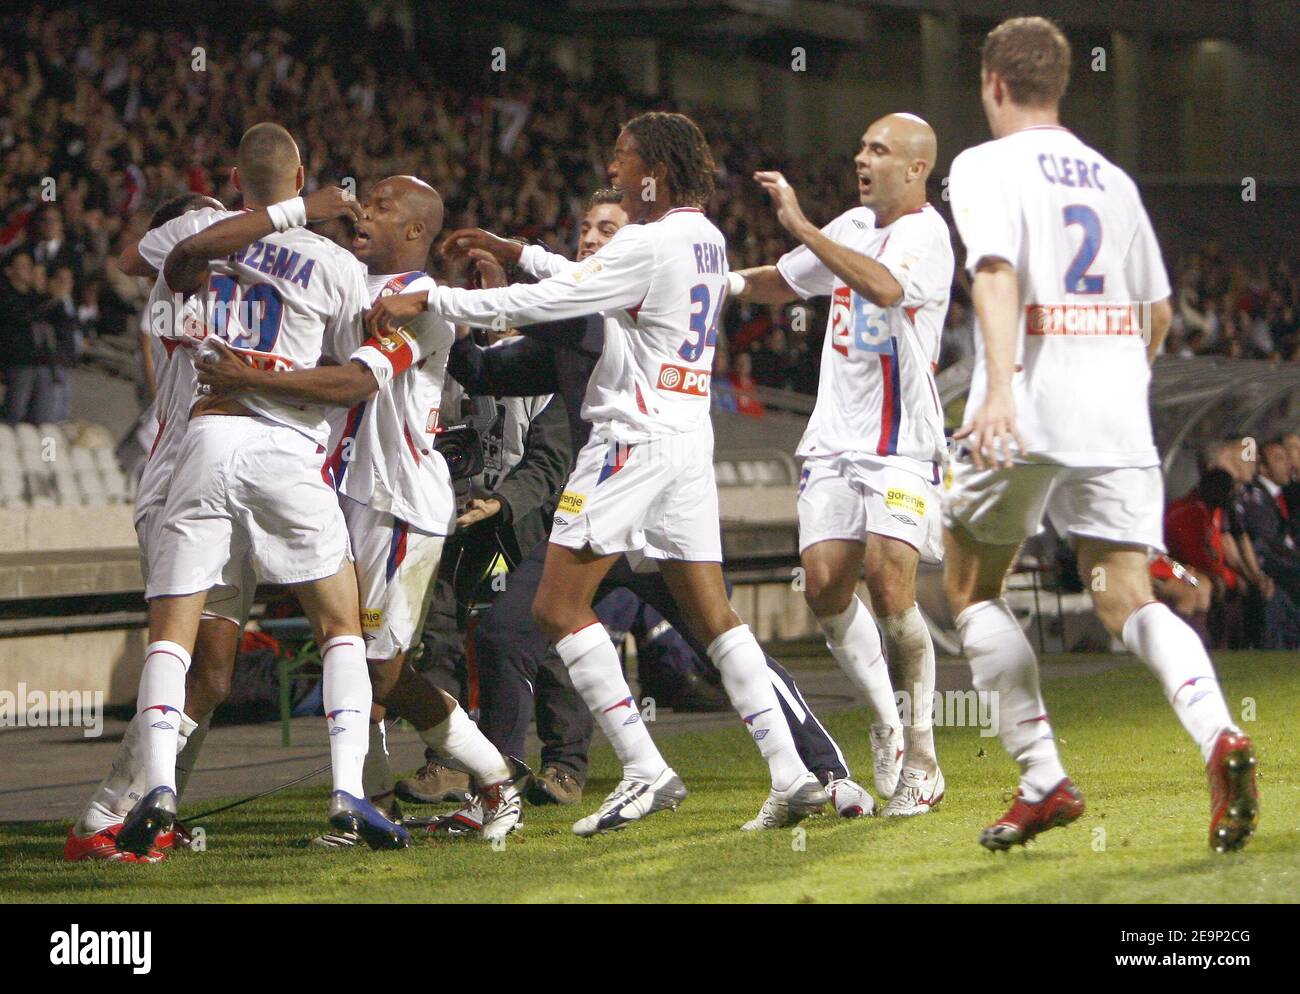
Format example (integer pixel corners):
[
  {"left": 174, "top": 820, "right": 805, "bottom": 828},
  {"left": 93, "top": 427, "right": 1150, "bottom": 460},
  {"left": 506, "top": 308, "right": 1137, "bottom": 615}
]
[{"left": 2, "top": 652, "right": 1295, "bottom": 903}]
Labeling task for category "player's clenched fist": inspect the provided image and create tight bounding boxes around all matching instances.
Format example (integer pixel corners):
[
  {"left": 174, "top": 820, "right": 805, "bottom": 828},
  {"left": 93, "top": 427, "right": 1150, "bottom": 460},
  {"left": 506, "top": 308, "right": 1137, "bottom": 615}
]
[
  {"left": 303, "top": 185, "right": 365, "bottom": 223},
  {"left": 192, "top": 337, "right": 260, "bottom": 395},
  {"left": 364, "top": 290, "right": 427, "bottom": 336},
  {"left": 439, "top": 227, "right": 522, "bottom": 267}
]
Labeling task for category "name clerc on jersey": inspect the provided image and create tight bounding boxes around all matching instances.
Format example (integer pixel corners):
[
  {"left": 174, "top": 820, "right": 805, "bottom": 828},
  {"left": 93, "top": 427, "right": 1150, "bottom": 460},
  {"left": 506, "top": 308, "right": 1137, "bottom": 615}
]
[
  {"left": 692, "top": 241, "right": 726, "bottom": 275},
  {"left": 228, "top": 238, "right": 318, "bottom": 288},
  {"left": 1037, "top": 153, "right": 1104, "bottom": 190}
]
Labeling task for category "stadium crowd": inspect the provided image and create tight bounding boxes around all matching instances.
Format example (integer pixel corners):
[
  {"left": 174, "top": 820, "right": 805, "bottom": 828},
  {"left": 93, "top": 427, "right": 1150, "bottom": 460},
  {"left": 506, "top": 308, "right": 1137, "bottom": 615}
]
[{"left": 2, "top": 6, "right": 1299, "bottom": 642}]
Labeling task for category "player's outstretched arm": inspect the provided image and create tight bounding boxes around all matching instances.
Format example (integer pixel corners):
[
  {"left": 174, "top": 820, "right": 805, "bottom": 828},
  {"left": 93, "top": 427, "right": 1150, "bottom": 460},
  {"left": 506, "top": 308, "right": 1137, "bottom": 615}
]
[
  {"left": 955, "top": 257, "right": 1024, "bottom": 469},
  {"left": 440, "top": 227, "right": 524, "bottom": 268},
  {"left": 194, "top": 337, "right": 379, "bottom": 406},
  {"left": 754, "top": 170, "right": 903, "bottom": 307},
  {"left": 368, "top": 229, "right": 652, "bottom": 335},
  {"left": 729, "top": 266, "right": 799, "bottom": 306},
  {"left": 163, "top": 187, "right": 364, "bottom": 297}
]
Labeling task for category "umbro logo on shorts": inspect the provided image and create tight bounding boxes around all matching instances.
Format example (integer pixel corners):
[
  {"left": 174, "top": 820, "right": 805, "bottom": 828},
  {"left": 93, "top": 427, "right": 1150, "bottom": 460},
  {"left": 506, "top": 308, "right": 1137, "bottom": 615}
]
[{"left": 657, "top": 363, "right": 710, "bottom": 397}]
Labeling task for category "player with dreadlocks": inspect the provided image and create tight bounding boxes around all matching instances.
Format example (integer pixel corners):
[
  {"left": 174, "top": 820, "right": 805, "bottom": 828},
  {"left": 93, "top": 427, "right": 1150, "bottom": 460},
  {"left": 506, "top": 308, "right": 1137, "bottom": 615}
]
[{"left": 366, "top": 110, "right": 831, "bottom": 835}]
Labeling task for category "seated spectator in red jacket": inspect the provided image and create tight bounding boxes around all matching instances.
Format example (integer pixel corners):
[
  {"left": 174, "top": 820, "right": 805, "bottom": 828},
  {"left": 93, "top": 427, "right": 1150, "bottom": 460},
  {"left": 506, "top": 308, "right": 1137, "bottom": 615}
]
[{"left": 1166, "top": 468, "right": 1239, "bottom": 591}]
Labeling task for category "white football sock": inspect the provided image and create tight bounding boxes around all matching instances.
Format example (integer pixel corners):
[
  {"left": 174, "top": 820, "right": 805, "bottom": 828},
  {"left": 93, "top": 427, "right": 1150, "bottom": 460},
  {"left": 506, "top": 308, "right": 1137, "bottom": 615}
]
[
  {"left": 77, "top": 708, "right": 203, "bottom": 836},
  {"left": 1122, "top": 601, "right": 1236, "bottom": 762},
  {"left": 77, "top": 715, "right": 145, "bottom": 836},
  {"left": 420, "top": 706, "right": 510, "bottom": 787},
  {"left": 136, "top": 640, "right": 191, "bottom": 795},
  {"left": 363, "top": 720, "right": 395, "bottom": 799},
  {"left": 321, "top": 635, "right": 371, "bottom": 797},
  {"left": 819, "top": 596, "right": 899, "bottom": 728},
  {"left": 881, "top": 605, "right": 938, "bottom": 773},
  {"left": 710, "top": 624, "right": 809, "bottom": 791},
  {"left": 174, "top": 712, "right": 208, "bottom": 800},
  {"left": 957, "top": 599, "right": 1066, "bottom": 802},
  {"left": 559, "top": 621, "right": 667, "bottom": 784}
]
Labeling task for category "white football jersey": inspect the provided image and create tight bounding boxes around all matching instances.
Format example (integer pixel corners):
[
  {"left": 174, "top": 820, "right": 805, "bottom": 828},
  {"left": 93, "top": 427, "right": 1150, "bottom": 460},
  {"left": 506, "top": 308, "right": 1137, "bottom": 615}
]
[
  {"left": 778, "top": 204, "right": 952, "bottom": 480},
  {"left": 431, "top": 207, "right": 728, "bottom": 442},
  {"left": 333, "top": 272, "right": 456, "bottom": 535},
  {"left": 134, "top": 206, "right": 243, "bottom": 521},
  {"left": 200, "top": 227, "right": 370, "bottom": 446},
  {"left": 949, "top": 125, "right": 1171, "bottom": 467}
]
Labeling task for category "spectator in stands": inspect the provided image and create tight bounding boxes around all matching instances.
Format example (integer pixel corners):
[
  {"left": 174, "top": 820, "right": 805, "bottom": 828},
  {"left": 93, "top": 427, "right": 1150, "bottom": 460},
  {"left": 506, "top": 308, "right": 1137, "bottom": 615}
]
[
  {"left": 1, "top": 250, "right": 46, "bottom": 423},
  {"left": 1165, "top": 467, "right": 1254, "bottom": 647},
  {"left": 1260, "top": 438, "right": 1298, "bottom": 542},
  {"left": 1237, "top": 440, "right": 1300, "bottom": 608},
  {"left": 1281, "top": 431, "right": 1300, "bottom": 519},
  {"left": 728, "top": 351, "right": 766, "bottom": 419},
  {"left": 28, "top": 205, "right": 83, "bottom": 278}
]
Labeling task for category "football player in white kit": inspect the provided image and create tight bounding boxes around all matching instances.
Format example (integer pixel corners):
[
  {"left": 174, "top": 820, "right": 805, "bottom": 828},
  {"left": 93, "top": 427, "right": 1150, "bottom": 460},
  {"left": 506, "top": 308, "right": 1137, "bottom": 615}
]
[
  {"left": 196, "top": 176, "right": 529, "bottom": 843},
  {"left": 729, "top": 113, "right": 953, "bottom": 816},
  {"left": 367, "top": 111, "right": 830, "bottom": 835},
  {"left": 945, "top": 17, "right": 1257, "bottom": 852},
  {"left": 66, "top": 193, "right": 251, "bottom": 862},
  {"left": 113, "top": 123, "right": 410, "bottom": 856}
]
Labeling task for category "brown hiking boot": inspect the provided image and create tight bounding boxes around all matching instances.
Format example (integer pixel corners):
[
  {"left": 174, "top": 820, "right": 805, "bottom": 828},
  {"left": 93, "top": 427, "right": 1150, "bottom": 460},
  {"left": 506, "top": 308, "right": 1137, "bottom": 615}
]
[
  {"left": 526, "top": 765, "right": 584, "bottom": 806},
  {"left": 395, "top": 761, "right": 473, "bottom": 805}
]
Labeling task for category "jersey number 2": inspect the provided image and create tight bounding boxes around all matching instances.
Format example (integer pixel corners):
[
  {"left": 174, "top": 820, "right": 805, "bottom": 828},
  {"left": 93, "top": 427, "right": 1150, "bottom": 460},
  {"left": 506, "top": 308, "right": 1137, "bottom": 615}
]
[{"left": 1062, "top": 204, "right": 1104, "bottom": 295}]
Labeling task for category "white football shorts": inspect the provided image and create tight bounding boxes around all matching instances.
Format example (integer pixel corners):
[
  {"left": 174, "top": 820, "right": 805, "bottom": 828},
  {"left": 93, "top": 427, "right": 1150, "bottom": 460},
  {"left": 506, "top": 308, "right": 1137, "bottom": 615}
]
[
  {"left": 550, "top": 426, "right": 722, "bottom": 563},
  {"left": 136, "top": 500, "right": 257, "bottom": 626},
  {"left": 797, "top": 456, "right": 944, "bottom": 563},
  {"left": 942, "top": 458, "right": 1166, "bottom": 552},
  {"left": 341, "top": 495, "right": 445, "bottom": 661},
  {"left": 146, "top": 415, "right": 351, "bottom": 599}
]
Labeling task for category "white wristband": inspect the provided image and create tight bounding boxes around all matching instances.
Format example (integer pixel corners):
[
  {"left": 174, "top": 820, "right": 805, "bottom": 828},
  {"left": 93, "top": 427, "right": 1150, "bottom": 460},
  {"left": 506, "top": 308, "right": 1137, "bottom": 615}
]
[
  {"left": 266, "top": 196, "right": 307, "bottom": 232},
  {"left": 726, "top": 271, "right": 745, "bottom": 297}
]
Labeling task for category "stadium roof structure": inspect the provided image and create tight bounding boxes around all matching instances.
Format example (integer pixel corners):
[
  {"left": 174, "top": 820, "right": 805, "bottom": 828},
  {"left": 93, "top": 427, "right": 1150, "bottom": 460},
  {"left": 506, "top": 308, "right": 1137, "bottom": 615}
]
[{"left": 500, "top": 0, "right": 1297, "bottom": 55}]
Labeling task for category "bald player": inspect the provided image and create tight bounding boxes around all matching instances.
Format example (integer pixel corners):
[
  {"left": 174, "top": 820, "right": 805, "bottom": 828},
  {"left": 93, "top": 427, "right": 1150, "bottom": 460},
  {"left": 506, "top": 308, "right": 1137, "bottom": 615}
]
[
  {"left": 197, "top": 176, "right": 529, "bottom": 843},
  {"left": 114, "top": 123, "right": 412, "bottom": 856},
  {"left": 729, "top": 113, "right": 954, "bottom": 816}
]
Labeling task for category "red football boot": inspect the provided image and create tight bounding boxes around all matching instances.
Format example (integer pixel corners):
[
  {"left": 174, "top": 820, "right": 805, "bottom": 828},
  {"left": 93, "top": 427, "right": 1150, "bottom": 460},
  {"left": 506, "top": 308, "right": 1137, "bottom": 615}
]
[
  {"left": 64, "top": 824, "right": 166, "bottom": 863},
  {"left": 1207, "top": 729, "right": 1258, "bottom": 853},
  {"left": 980, "top": 779, "right": 1085, "bottom": 851}
]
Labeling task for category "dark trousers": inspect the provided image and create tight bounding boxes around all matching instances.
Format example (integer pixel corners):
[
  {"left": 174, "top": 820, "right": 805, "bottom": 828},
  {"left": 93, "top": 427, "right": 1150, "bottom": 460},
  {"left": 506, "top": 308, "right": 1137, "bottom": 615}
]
[
  {"left": 419, "top": 578, "right": 593, "bottom": 778},
  {"left": 474, "top": 536, "right": 850, "bottom": 785}
]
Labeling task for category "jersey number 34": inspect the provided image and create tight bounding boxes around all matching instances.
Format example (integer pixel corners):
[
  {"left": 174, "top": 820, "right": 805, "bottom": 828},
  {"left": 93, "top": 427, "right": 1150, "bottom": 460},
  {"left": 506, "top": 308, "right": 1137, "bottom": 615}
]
[{"left": 679, "top": 283, "right": 722, "bottom": 362}]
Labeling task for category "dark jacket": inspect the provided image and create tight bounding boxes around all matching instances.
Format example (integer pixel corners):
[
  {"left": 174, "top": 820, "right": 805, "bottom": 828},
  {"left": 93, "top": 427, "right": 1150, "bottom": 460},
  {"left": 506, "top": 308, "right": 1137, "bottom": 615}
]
[
  {"left": 0, "top": 278, "right": 42, "bottom": 368},
  {"left": 487, "top": 392, "right": 572, "bottom": 560},
  {"left": 448, "top": 314, "right": 603, "bottom": 455}
]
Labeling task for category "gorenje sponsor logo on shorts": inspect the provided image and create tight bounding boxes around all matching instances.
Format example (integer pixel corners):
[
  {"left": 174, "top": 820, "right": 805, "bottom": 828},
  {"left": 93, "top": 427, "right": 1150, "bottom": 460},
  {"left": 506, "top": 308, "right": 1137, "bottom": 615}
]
[
  {"left": 558, "top": 490, "right": 586, "bottom": 515},
  {"left": 49, "top": 925, "right": 151, "bottom": 974},
  {"left": 885, "top": 488, "right": 926, "bottom": 516},
  {"left": 361, "top": 608, "right": 384, "bottom": 631},
  {"left": 657, "top": 363, "right": 710, "bottom": 397}
]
